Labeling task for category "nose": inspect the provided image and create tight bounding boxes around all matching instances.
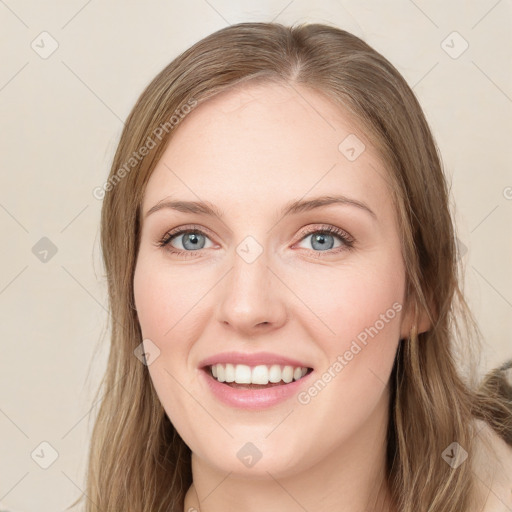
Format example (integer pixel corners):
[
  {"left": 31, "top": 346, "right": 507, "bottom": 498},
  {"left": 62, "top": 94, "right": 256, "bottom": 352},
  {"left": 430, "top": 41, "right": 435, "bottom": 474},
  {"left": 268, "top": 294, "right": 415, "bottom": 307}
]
[{"left": 215, "top": 248, "right": 287, "bottom": 336}]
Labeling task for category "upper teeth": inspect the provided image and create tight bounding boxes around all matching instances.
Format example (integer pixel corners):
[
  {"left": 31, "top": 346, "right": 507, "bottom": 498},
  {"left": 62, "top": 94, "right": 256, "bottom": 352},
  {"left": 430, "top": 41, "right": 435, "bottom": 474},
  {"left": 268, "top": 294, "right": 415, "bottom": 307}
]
[{"left": 210, "top": 364, "right": 309, "bottom": 385}]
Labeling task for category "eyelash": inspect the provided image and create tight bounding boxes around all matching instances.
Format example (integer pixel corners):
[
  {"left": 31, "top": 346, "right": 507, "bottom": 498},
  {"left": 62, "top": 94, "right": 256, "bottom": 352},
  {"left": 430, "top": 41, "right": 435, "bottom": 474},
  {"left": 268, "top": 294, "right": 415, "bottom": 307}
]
[{"left": 156, "top": 224, "right": 355, "bottom": 258}]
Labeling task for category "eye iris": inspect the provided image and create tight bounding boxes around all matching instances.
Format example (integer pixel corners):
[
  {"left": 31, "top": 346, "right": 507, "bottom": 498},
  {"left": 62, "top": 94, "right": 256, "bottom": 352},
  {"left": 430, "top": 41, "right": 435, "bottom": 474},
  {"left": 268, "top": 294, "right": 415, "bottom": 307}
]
[
  {"left": 169, "top": 229, "right": 343, "bottom": 252},
  {"left": 182, "top": 232, "right": 205, "bottom": 250},
  {"left": 311, "top": 232, "right": 334, "bottom": 251}
]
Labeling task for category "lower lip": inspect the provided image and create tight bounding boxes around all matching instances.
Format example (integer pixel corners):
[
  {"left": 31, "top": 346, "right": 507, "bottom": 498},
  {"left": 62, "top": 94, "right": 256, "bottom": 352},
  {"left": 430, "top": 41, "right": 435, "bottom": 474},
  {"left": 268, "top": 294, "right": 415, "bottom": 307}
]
[{"left": 200, "top": 368, "right": 314, "bottom": 410}]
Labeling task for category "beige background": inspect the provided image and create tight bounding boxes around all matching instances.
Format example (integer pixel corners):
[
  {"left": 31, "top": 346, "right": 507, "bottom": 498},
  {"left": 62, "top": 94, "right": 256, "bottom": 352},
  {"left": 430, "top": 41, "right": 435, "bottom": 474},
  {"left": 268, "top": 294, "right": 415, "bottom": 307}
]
[{"left": 0, "top": 1, "right": 511, "bottom": 510}]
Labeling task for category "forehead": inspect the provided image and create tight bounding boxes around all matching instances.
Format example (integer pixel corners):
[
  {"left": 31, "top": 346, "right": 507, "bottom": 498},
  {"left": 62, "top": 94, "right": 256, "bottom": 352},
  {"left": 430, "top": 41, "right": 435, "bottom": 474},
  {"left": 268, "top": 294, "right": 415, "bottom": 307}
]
[{"left": 142, "top": 82, "right": 393, "bottom": 223}]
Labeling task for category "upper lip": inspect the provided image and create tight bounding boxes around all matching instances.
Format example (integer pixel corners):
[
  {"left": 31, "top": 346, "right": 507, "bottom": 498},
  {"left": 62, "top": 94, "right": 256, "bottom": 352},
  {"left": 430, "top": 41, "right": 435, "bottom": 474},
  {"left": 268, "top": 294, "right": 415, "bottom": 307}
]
[{"left": 198, "top": 351, "right": 313, "bottom": 369}]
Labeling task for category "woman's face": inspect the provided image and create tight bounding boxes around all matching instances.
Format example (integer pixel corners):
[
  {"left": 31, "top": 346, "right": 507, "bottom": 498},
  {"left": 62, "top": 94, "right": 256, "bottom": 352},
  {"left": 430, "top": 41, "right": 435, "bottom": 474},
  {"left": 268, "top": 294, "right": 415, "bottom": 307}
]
[{"left": 134, "top": 82, "right": 414, "bottom": 479}]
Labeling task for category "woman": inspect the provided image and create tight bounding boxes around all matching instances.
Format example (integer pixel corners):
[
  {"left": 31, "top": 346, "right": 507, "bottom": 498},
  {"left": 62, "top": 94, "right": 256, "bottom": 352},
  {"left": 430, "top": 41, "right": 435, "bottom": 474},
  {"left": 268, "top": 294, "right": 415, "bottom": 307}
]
[{"left": 75, "top": 22, "right": 512, "bottom": 512}]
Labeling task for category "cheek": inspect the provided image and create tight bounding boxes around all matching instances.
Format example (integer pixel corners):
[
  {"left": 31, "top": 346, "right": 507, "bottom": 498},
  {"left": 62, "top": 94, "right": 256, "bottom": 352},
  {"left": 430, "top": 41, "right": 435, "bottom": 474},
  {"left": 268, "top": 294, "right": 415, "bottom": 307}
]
[
  {"left": 133, "top": 280, "right": 170, "bottom": 343},
  {"left": 289, "top": 262, "right": 403, "bottom": 437},
  {"left": 286, "top": 251, "right": 405, "bottom": 403},
  {"left": 291, "top": 257, "right": 404, "bottom": 342},
  {"left": 133, "top": 260, "right": 203, "bottom": 431},
  {"left": 133, "top": 256, "right": 206, "bottom": 340},
  {"left": 133, "top": 255, "right": 215, "bottom": 390}
]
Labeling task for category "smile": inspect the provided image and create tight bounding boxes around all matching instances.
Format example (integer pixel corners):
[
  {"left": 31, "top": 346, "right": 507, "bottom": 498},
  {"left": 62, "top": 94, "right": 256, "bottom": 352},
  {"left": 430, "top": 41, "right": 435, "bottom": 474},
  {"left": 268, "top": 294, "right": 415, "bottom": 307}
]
[{"left": 208, "top": 363, "right": 312, "bottom": 387}]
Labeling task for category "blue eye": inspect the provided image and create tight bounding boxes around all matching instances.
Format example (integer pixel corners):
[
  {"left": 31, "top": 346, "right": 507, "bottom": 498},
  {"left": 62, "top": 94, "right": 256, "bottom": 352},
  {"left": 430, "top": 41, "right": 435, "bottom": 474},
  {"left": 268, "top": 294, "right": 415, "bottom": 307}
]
[
  {"left": 157, "top": 224, "right": 354, "bottom": 258},
  {"left": 296, "top": 226, "right": 354, "bottom": 253},
  {"left": 159, "top": 229, "right": 213, "bottom": 253}
]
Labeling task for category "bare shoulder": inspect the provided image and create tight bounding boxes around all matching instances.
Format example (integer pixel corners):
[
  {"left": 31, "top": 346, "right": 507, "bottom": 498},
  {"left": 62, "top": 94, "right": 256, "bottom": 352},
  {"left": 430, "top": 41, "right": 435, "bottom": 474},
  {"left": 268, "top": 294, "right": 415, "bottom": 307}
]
[{"left": 471, "top": 419, "right": 512, "bottom": 512}]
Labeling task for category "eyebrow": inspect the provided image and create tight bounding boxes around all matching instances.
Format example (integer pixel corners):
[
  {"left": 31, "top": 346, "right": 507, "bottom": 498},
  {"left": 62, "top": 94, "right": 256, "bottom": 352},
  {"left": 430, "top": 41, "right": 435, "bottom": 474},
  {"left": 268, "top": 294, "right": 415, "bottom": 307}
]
[{"left": 144, "top": 194, "right": 377, "bottom": 220}]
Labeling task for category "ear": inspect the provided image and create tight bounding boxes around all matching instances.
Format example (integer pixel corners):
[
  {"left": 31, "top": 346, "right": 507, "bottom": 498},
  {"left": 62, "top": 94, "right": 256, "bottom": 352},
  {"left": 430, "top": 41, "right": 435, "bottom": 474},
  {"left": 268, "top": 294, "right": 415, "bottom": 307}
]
[{"left": 399, "top": 294, "right": 432, "bottom": 340}]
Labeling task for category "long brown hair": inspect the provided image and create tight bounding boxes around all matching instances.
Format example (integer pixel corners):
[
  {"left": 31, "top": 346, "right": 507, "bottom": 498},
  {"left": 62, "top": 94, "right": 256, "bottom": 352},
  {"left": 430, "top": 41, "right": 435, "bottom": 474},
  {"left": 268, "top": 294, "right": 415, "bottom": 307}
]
[{"left": 71, "top": 22, "right": 512, "bottom": 512}]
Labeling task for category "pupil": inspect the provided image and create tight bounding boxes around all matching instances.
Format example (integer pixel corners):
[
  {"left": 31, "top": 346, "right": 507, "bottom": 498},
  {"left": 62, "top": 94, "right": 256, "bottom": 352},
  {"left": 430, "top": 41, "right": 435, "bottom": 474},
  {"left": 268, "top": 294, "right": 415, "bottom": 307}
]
[
  {"left": 313, "top": 233, "right": 333, "bottom": 251},
  {"left": 183, "top": 232, "right": 204, "bottom": 250}
]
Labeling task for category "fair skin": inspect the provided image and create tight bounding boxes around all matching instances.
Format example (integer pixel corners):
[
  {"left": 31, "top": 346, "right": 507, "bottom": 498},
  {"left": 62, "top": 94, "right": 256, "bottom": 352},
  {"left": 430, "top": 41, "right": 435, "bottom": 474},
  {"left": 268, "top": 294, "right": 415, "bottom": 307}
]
[{"left": 133, "top": 82, "right": 428, "bottom": 512}]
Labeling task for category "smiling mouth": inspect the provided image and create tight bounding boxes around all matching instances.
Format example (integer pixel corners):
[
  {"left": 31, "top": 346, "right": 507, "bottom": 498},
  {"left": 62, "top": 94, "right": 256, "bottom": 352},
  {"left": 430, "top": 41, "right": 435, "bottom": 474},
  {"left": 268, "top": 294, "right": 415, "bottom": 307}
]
[{"left": 204, "top": 364, "right": 314, "bottom": 389}]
